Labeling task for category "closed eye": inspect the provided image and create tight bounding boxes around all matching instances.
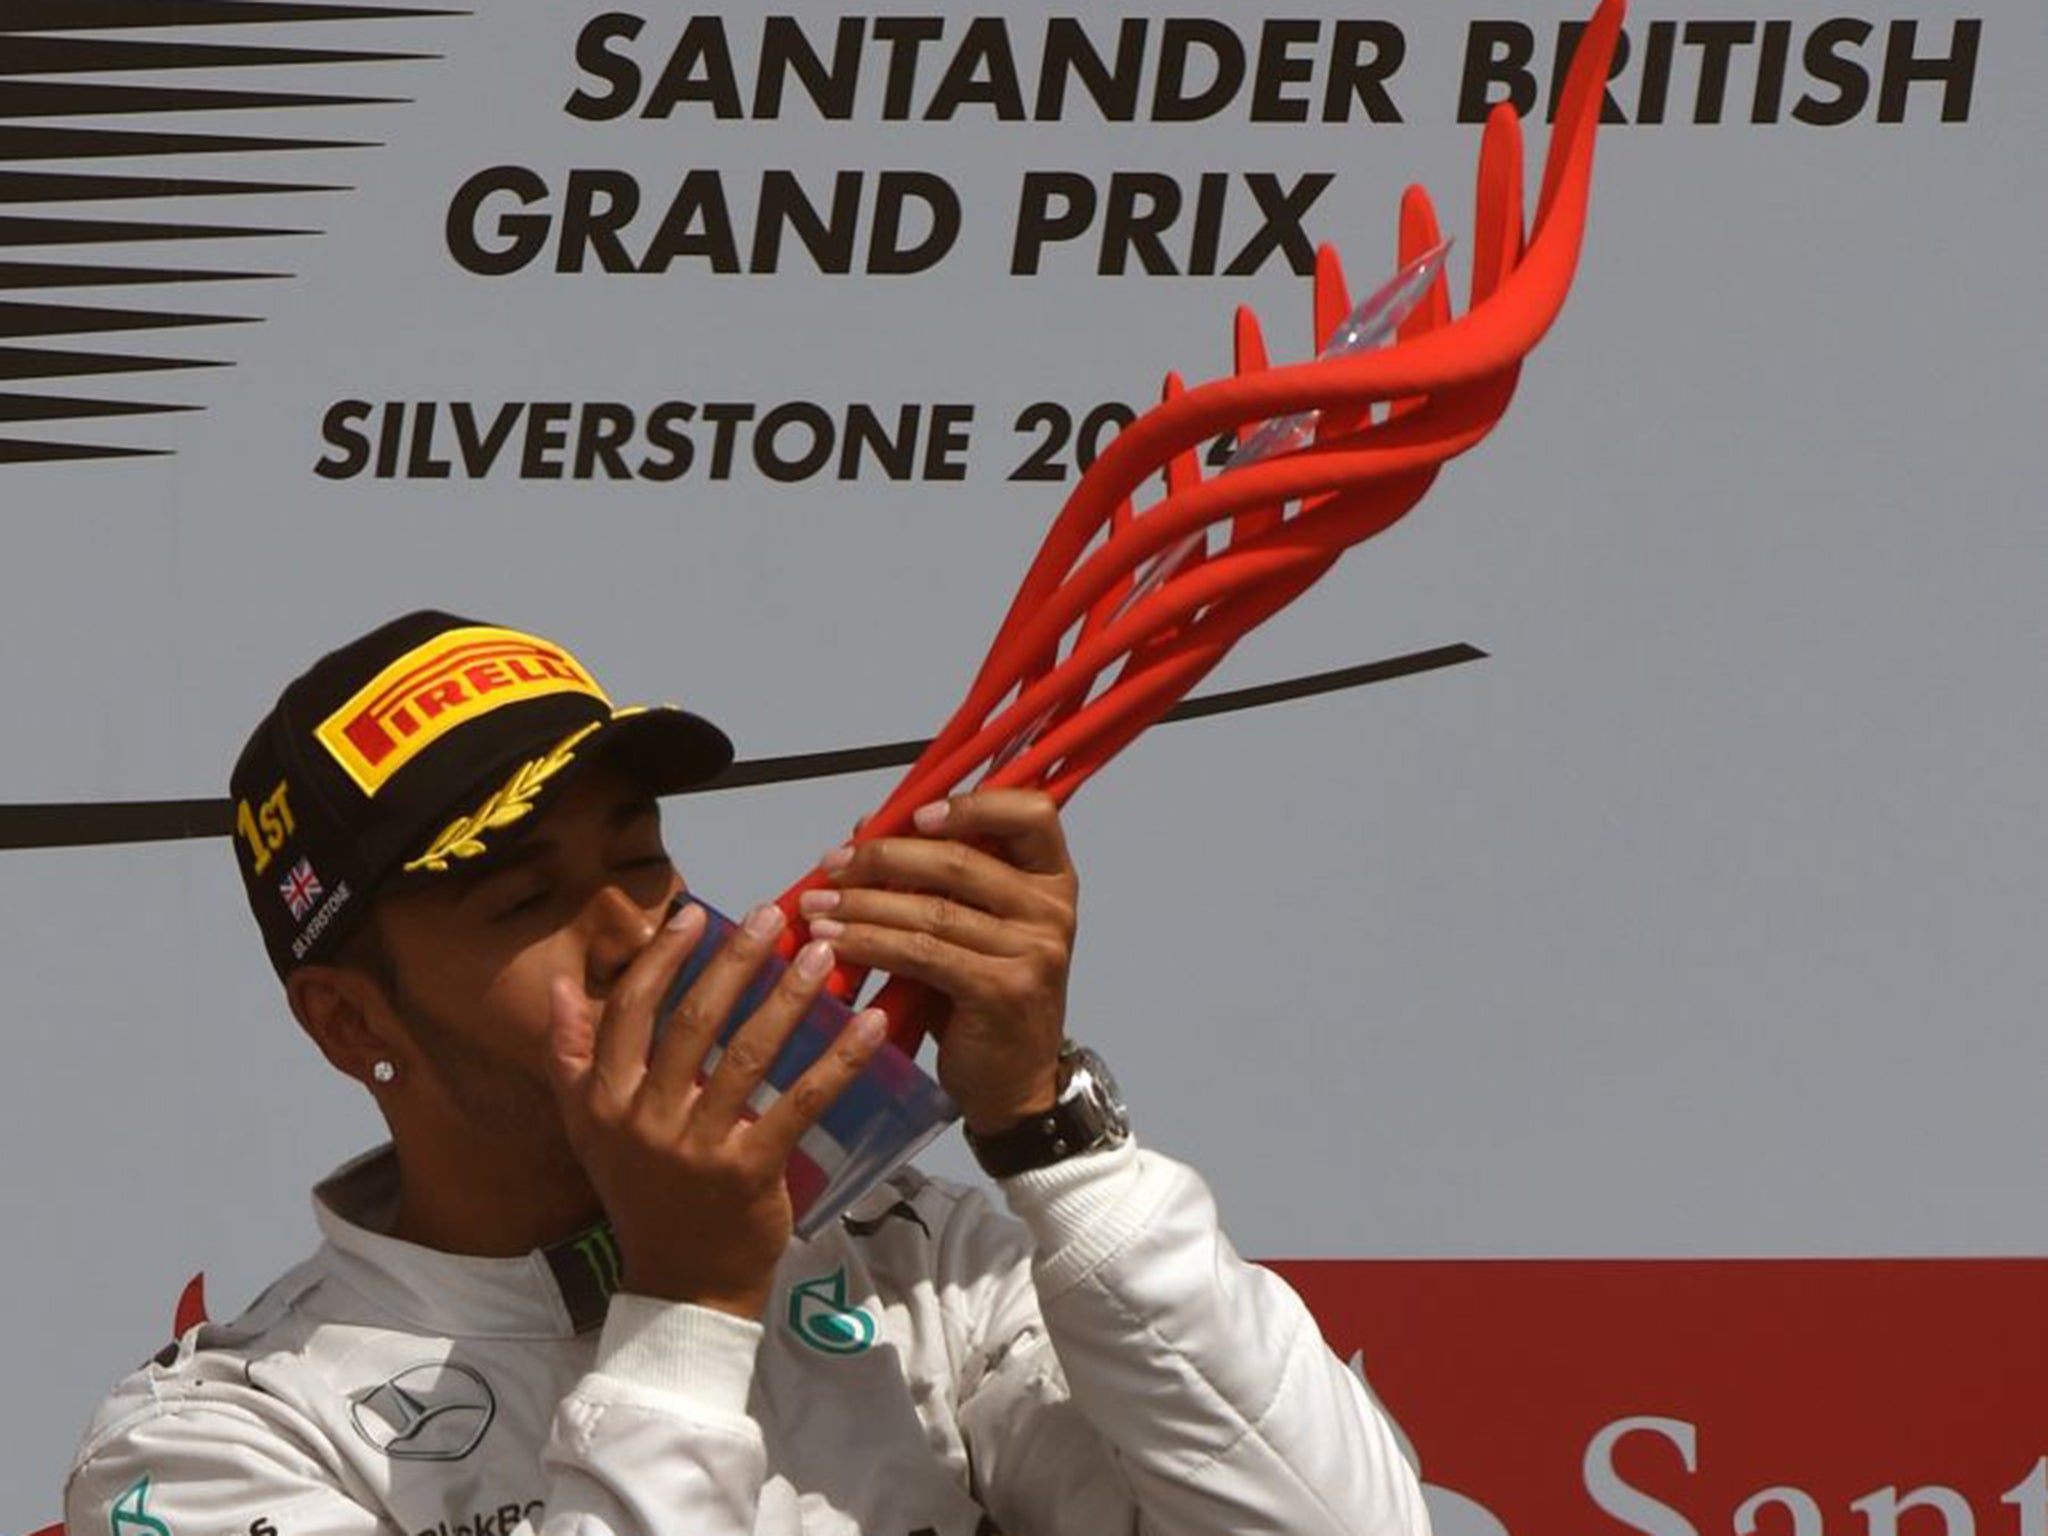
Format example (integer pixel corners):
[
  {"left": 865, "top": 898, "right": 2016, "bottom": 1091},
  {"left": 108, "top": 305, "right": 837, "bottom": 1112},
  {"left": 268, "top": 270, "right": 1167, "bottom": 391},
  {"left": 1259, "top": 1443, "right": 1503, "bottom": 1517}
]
[
  {"left": 491, "top": 886, "right": 552, "bottom": 922},
  {"left": 487, "top": 853, "right": 670, "bottom": 923}
]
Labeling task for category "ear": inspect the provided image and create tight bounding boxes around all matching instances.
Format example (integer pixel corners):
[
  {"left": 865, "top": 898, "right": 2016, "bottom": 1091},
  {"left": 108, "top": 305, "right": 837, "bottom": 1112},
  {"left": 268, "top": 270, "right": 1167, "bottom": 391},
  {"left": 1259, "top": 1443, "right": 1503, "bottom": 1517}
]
[{"left": 286, "top": 963, "right": 403, "bottom": 1087}]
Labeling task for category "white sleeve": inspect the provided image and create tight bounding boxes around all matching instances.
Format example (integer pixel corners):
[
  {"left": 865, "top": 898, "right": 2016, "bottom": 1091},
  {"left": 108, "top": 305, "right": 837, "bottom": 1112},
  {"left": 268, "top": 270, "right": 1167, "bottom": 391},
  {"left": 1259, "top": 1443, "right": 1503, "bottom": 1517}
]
[
  {"left": 952, "top": 1138, "right": 1431, "bottom": 1536},
  {"left": 65, "top": 1396, "right": 392, "bottom": 1536},
  {"left": 65, "top": 1299, "right": 794, "bottom": 1536},
  {"left": 542, "top": 1295, "right": 782, "bottom": 1533}
]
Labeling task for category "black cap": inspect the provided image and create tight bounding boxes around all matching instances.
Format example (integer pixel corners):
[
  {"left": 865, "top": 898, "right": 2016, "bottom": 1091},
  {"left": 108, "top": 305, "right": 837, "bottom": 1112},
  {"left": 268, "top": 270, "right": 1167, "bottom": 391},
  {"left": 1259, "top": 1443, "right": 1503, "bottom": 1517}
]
[{"left": 228, "top": 610, "right": 732, "bottom": 977}]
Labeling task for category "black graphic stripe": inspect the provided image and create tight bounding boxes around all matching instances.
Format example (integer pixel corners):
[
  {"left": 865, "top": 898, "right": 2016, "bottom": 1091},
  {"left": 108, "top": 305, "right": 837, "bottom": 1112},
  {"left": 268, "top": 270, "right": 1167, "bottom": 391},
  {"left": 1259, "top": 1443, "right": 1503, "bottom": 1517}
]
[
  {"left": 0, "top": 345, "right": 224, "bottom": 379},
  {"left": 0, "top": 796, "right": 220, "bottom": 847},
  {"left": 0, "top": 125, "right": 370, "bottom": 159},
  {"left": 0, "top": 436, "right": 163, "bottom": 463},
  {"left": 0, "top": 300, "right": 256, "bottom": 338},
  {"left": 0, "top": 171, "right": 345, "bottom": 203},
  {"left": 0, "top": 3, "right": 450, "bottom": 460},
  {"left": 0, "top": 82, "right": 404, "bottom": 118},
  {"left": 0, "top": 647, "right": 1486, "bottom": 853},
  {"left": 1148, "top": 642, "right": 1482, "bottom": 719},
  {"left": 0, "top": 260, "right": 289, "bottom": 288},
  {"left": 0, "top": 37, "right": 433, "bottom": 75},
  {"left": 0, "top": 391, "right": 196, "bottom": 421},
  {"left": 703, "top": 645, "right": 1487, "bottom": 789},
  {"left": 0, "top": 215, "right": 313, "bottom": 245},
  {"left": 1, "top": 1, "right": 464, "bottom": 30}
]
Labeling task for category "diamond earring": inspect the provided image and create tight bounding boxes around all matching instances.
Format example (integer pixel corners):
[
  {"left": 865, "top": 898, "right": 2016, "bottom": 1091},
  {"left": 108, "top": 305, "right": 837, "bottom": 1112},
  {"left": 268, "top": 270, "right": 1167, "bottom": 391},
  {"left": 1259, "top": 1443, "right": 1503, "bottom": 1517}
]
[{"left": 371, "top": 1060, "right": 396, "bottom": 1085}]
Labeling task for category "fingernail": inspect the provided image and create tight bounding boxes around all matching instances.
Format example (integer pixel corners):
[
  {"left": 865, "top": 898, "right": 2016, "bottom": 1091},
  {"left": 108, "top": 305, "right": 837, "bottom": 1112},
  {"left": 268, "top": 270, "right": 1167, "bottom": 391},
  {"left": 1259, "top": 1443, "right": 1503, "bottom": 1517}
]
[
  {"left": 913, "top": 800, "right": 951, "bottom": 833},
  {"left": 797, "top": 888, "right": 840, "bottom": 916},
  {"left": 853, "top": 1008, "right": 890, "bottom": 1047},
  {"left": 808, "top": 916, "right": 845, "bottom": 940},
  {"left": 820, "top": 844, "right": 854, "bottom": 874},
  {"left": 744, "top": 904, "right": 785, "bottom": 939},
  {"left": 665, "top": 901, "right": 704, "bottom": 933},
  {"left": 795, "top": 939, "right": 834, "bottom": 980}
]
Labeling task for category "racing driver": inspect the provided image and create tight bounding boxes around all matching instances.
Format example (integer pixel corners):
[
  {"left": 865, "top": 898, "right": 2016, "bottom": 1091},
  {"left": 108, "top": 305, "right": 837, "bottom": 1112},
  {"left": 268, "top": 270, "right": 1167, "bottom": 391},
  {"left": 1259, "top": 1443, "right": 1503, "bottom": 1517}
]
[{"left": 65, "top": 610, "right": 1430, "bottom": 1536}]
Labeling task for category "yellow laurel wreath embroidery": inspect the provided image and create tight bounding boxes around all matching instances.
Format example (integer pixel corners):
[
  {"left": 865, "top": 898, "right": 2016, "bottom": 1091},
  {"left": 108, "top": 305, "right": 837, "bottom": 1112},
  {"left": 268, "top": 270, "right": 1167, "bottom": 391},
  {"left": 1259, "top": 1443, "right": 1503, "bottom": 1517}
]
[{"left": 403, "top": 721, "right": 605, "bottom": 875}]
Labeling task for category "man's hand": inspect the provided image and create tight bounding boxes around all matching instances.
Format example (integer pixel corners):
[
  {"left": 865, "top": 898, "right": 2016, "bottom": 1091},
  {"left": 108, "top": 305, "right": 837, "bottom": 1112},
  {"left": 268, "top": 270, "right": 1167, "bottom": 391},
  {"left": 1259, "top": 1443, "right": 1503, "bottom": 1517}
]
[
  {"left": 546, "top": 902, "right": 888, "bottom": 1321},
  {"left": 799, "top": 789, "right": 1079, "bottom": 1135}
]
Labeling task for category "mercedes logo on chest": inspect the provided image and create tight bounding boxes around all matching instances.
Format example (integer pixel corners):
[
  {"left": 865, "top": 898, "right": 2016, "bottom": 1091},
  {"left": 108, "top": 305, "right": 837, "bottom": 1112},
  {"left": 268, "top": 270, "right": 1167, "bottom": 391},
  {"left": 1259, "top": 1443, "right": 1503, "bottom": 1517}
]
[{"left": 351, "top": 1361, "right": 498, "bottom": 1462}]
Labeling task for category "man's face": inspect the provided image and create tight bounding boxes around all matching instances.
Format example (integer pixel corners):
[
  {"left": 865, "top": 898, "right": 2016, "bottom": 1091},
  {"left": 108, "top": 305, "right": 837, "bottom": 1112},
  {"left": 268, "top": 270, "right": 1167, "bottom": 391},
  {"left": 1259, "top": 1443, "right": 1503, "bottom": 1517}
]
[{"left": 366, "top": 759, "right": 682, "bottom": 1127}]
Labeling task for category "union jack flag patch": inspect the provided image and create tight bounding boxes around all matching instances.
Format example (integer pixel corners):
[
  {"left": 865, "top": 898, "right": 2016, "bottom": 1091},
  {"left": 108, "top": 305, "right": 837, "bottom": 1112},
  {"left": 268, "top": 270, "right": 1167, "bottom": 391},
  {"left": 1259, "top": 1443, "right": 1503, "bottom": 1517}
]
[{"left": 280, "top": 858, "right": 323, "bottom": 922}]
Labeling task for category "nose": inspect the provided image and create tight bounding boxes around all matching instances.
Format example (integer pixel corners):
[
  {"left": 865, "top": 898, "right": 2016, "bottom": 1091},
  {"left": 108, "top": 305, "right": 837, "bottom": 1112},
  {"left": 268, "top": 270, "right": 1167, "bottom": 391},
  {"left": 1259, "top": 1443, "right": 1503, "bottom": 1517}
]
[{"left": 582, "top": 881, "right": 660, "bottom": 996}]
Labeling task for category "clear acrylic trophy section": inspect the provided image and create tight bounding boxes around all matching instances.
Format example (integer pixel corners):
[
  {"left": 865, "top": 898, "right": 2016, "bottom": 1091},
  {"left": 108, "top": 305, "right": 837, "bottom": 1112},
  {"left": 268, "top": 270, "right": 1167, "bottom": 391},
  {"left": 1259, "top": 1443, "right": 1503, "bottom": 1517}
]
[{"left": 656, "top": 899, "right": 960, "bottom": 1239}]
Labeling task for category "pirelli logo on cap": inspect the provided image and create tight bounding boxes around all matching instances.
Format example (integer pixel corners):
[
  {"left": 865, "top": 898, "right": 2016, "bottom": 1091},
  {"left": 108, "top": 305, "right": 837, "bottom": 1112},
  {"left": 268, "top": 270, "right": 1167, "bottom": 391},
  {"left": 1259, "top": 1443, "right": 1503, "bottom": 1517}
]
[{"left": 315, "top": 626, "right": 610, "bottom": 794}]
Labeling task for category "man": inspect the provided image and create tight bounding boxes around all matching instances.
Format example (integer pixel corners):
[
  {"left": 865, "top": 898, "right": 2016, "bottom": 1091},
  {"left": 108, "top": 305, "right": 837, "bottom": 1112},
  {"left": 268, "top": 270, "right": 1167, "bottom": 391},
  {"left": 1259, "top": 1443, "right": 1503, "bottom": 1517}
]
[{"left": 65, "top": 611, "right": 1430, "bottom": 1536}]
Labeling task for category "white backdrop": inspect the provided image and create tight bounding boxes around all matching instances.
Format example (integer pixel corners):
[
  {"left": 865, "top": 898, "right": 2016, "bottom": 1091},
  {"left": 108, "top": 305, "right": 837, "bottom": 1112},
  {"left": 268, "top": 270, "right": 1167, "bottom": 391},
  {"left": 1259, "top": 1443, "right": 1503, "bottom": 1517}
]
[{"left": 2, "top": 1, "right": 2039, "bottom": 1522}]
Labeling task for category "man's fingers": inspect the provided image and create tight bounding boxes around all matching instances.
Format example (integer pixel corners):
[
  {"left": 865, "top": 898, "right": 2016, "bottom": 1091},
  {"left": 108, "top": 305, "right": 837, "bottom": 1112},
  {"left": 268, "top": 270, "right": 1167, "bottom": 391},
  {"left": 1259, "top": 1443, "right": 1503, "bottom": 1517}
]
[
  {"left": 644, "top": 903, "right": 787, "bottom": 1115},
  {"left": 819, "top": 835, "right": 1066, "bottom": 925},
  {"left": 693, "top": 936, "right": 837, "bottom": 1131},
  {"left": 756, "top": 1007, "right": 891, "bottom": 1152},
  {"left": 801, "top": 919, "right": 999, "bottom": 1002},
  {"left": 799, "top": 886, "right": 1023, "bottom": 957},
  {"left": 914, "top": 789, "right": 1071, "bottom": 877},
  {"left": 591, "top": 899, "right": 707, "bottom": 1092}
]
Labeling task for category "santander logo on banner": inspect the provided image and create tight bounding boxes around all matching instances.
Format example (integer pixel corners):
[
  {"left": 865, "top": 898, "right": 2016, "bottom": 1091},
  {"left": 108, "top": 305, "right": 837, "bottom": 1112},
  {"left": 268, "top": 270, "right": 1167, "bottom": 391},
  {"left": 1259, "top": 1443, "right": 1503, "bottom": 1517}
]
[{"left": 1272, "top": 1258, "right": 2048, "bottom": 1536}]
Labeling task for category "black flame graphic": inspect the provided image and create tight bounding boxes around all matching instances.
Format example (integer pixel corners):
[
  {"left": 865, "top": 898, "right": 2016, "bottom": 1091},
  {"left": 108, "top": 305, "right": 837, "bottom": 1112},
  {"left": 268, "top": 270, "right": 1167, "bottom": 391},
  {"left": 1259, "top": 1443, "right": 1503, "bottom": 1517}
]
[{"left": 0, "top": 0, "right": 460, "bottom": 464}]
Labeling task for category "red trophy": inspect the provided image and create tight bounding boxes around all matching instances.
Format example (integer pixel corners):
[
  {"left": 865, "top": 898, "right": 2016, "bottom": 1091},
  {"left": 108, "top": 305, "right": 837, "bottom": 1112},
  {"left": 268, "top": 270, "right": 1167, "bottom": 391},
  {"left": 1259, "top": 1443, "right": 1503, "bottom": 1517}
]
[{"left": 679, "top": 0, "right": 1628, "bottom": 1233}]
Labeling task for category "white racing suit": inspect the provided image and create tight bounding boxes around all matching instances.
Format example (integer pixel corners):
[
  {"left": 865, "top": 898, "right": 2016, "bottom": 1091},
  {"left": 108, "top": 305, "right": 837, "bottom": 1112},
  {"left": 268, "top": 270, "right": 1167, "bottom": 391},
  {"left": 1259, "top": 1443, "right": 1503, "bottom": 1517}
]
[{"left": 66, "top": 1139, "right": 1429, "bottom": 1536}]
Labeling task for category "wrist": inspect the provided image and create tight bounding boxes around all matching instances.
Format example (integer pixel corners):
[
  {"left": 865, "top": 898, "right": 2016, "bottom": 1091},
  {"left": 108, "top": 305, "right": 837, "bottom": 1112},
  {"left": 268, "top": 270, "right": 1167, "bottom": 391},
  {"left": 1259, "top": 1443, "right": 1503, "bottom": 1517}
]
[
  {"left": 964, "top": 1042, "right": 1130, "bottom": 1180},
  {"left": 961, "top": 1073, "right": 1062, "bottom": 1137},
  {"left": 622, "top": 1260, "right": 773, "bottom": 1322}
]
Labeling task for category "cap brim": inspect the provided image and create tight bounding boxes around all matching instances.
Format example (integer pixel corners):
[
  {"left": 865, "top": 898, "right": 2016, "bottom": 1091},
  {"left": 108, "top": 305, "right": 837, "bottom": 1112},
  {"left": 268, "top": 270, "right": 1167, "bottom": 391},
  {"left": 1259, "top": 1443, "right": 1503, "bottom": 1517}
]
[{"left": 582, "top": 705, "right": 735, "bottom": 796}]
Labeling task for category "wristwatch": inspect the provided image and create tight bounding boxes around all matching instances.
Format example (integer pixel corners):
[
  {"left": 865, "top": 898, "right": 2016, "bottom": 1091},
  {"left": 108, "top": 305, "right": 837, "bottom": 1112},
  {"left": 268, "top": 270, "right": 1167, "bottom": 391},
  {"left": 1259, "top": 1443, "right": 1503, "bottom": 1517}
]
[{"left": 965, "top": 1041, "right": 1130, "bottom": 1179}]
